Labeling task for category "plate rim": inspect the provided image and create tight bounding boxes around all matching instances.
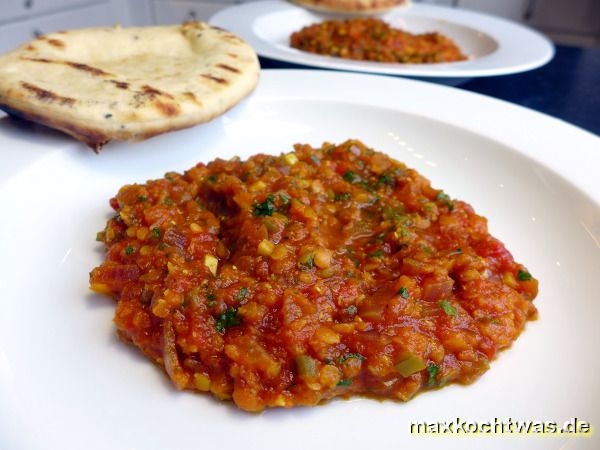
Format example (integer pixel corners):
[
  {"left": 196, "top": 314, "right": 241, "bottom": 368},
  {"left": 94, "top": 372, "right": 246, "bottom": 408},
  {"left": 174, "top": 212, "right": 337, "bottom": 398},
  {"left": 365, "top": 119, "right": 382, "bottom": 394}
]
[
  {"left": 210, "top": 0, "right": 555, "bottom": 78},
  {"left": 0, "top": 69, "right": 598, "bottom": 204}
]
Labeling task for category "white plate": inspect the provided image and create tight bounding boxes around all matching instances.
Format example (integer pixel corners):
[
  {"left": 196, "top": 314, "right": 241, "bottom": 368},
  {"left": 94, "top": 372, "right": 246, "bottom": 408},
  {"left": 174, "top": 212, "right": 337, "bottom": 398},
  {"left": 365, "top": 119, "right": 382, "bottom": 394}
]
[
  {"left": 0, "top": 70, "right": 598, "bottom": 450},
  {"left": 210, "top": 1, "right": 554, "bottom": 78}
]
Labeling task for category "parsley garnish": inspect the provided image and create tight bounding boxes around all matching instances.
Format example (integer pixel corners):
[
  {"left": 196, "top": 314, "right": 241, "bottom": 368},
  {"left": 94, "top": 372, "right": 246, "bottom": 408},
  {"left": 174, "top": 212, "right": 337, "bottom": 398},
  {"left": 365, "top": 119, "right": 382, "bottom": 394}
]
[
  {"left": 439, "top": 300, "right": 457, "bottom": 316},
  {"left": 398, "top": 287, "right": 409, "bottom": 299},
  {"left": 207, "top": 175, "right": 217, "bottom": 184},
  {"left": 346, "top": 305, "right": 358, "bottom": 315},
  {"left": 137, "top": 195, "right": 147, "bottom": 202},
  {"left": 334, "top": 192, "right": 351, "bottom": 201},
  {"left": 302, "top": 255, "right": 315, "bottom": 268},
  {"left": 343, "top": 171, "right": 356, "bottom": 183},
  {"left": 215, "top": 308, "right": 241, "bottom": 334},
  {"left": 253, "top": 194, "right": 276, "bottom": 216},
  {"left": 207, "top": 294, "right": 215, "bottom": 300},
  {"left": 436, "top": 191, "right": 455, "bottom": 211},
  {"left": 125, "top": 246, "right": 135, "bottom": 255},
  {"left": 279, "top": 194, "right": 290, "bottom": 206},
  {"left": 368, "top": 249, "right": 384, "bottom": 258},
  {"left": 151, "top": 227, "right": 161, "bottom": 239},
  {"left": 337, "top": 378, "right": 353, "bottom": 387},
  {"left": 427, "top": 363, "right": 439, "bottom": 386},
  {"left": 337, "top": 353, "right": 366, "bottom": 364},
  {"left": 163, "top": 197, "right": 174, "bottom": 205},
  {"left": 377, "top": 174, "right": 395, "bottom": 187},
  {"left": 517, "top": 270, "right": 532, "bottom": 281},
  {"left": 234, "top": 287, "right": 248, "bottom": 301}
]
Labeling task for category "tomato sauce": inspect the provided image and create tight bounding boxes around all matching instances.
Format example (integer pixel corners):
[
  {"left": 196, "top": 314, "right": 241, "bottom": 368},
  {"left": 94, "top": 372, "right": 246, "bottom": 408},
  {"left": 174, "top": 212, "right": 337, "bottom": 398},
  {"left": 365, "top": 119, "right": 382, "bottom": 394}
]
[
  {"left": 290, "top": 17, "right": 467, "bottom": 63},
  {"left": 90, "top": 140, "right": 537, "bottom": 411}
]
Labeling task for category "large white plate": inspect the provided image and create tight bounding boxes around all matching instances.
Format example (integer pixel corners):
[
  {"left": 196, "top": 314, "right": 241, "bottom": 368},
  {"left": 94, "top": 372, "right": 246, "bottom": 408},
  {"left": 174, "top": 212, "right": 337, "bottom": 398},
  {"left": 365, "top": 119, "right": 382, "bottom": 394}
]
[
  {"left": 0, "top": 70, "right": 598, "bottom": 450},
  {"left": 211, "top": 0, "right": 554, "bottom": 78}
]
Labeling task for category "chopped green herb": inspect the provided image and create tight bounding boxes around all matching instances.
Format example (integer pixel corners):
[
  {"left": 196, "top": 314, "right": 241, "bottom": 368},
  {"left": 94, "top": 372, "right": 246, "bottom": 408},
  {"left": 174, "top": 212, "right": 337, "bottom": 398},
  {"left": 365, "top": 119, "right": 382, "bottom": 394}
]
[
  {"left": 490, "top": 319, "right": 500, "bottom": 325},
  {"left": 343, "top": 171, "right": 356, "bottom": 183},
  {"left": 253, "top": 194, "right": 276, "bottom": 216},
  {"left": 324, "top": 358, "right": 333, "bottom": 365},
  {"left": 125, "top": 246, "right": 135, "bottom": 255},
  {"left": 368, "top": 249, "right": 384, "bottom": 258},
  {"left": 302, "top": 255, "right": 315, "bottom": 268},
  {"left": 437, "top": 192, "right": 450, "bottom": 202},
  {"left": 436, "top": 191, "right": 455, "bottom": 211},
  {"left": 398, "top": 287, "right": 409, "bottom": 299},
  {"left": 137, "top": 195, "right": 147, "bottom": 202},
  {"left": 207, "top": 300, "right": 217, "bottom": 308},
  {"left": 279, "top": 193, "right": 290, "bottom": 206},
  {"left": 337, "top": 378, "right": 353, "bottom": 387},
  {"left": 207, "top": 294, "right": 216, "bottom": 300},
  {"left": 157, "top": 242, "right": 167, "bottom": 250},
  {"left": 454, "top": 248, "right": 462, "bottom": 254},
  {"left": 337, "top": 353, "right": 366, "bottom": 364},
  {"left": 151, "top": 227, "right": 161, "bottom": 239},
  {"left": 310, "top": 155, "right": 321, "bottom": 165},
  {"left": 346, "top": 305, "right": 358, "bottom": 315},
  {"left": 163, "top": 197, "right": 174, "bottom": 205},
  {"left": 517, "top": 270, "right": 532, "bottom": 281},
  {"left": 419, "top": 244, "right": 433, "bottom": 254},
  {"left": 377, "top": 174, "right": 395, "bottom": 187},
  {"left": 215, "top": 308, "right": 241, "bottom": 334},
  {"left": 334, "top": 192, "right": 352, "bottom": 202},
  {"left": 439, "top": 300, "right": 457, "bottom": 317},
  {"left": 207, "top": 175, "right": 217, "bottom": 184},
  {"left": 427, "top": 363, "right": 439, "bottom": 386},
  {"left": 234, "top": 287, "right": 249, "bottom": 301}
]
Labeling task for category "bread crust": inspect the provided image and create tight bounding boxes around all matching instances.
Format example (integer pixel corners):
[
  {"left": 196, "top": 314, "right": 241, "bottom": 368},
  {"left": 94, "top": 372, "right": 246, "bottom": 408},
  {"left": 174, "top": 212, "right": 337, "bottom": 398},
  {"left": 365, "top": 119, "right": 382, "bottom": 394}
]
[
  {"left": 0, "top": 22, "right": 259, "bottom": 151},
  {"left": 291, "top": 0, "right": 410, "bottom": 14}
]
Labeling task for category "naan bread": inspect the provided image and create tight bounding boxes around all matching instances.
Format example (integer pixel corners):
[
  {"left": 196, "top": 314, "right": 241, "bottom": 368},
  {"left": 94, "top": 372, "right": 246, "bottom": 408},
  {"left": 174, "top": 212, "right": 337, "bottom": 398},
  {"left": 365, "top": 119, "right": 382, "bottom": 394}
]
[
  {"left": 0, "top": 22, "right": 259, "bottom": 151},
  {"left": 291, "top": 0, "right": 410, "bottom": 14}
]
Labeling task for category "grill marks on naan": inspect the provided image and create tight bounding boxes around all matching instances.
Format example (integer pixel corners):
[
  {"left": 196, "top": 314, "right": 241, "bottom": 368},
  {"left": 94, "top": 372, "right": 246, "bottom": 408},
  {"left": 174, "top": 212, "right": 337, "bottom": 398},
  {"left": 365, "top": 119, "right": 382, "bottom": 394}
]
[
  {"left": 20, "top": 82, "right": 75, "bottom": 106},
  {"left": 21, "top": 57, "right": 113, "bottom": 77},
  {"left": 0, "top": 22, "right": 259, "bottom": 150}
]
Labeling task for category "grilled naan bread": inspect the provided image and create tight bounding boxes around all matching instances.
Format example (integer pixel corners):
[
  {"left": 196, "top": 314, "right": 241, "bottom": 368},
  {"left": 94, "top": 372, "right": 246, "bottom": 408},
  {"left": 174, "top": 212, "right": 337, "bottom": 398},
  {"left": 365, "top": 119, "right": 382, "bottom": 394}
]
[
  {"left": 0, "top": 22, "right": 259, "bottom": 151},
  {"left": 291, "top": 0, "right": 410, "bottom": 14}
]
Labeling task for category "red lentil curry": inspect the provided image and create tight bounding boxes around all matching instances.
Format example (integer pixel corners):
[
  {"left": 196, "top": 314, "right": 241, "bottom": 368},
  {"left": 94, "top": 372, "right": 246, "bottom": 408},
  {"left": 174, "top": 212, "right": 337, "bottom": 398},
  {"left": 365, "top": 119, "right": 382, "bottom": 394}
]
[
  {"left": 90, "top": 140, "right": 537, "bottom": 412},
  {"left": 290, "top": 17, "right": 466, "bottom": 63}
]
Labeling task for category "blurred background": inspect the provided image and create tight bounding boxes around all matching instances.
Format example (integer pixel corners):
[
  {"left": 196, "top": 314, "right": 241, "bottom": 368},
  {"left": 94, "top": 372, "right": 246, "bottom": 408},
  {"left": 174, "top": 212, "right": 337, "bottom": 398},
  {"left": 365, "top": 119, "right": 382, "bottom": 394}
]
[{"left": 1, "top": 0, "right": 599, "bottom": 53}]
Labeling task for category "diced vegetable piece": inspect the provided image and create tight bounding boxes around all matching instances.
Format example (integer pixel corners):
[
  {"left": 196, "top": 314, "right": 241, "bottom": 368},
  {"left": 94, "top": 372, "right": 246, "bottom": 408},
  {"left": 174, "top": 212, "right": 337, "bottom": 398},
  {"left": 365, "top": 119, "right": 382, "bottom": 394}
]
[
  {"left": 204, "top": 254, "right": 218, "bottom": 276},
  {"left": 422, "top": 277, "right": 454, "bottom": 302},
  {"left": 296, "top": 354, "right": 318, "bottom": 377},
  {"left": 284, "top": 152, "right": 299, "bottom": 165},
  {"left": 258, "top": 239, "right": 275, "bottom": 256},
  {"left": 313, "top": 248, "right": 332, "bottom": 268},
  {"left": 395, "top": 354, "right": 426, "bottom": 377},
  {"left": 193, "top": 373, "right": 211, "bottom": 391}
]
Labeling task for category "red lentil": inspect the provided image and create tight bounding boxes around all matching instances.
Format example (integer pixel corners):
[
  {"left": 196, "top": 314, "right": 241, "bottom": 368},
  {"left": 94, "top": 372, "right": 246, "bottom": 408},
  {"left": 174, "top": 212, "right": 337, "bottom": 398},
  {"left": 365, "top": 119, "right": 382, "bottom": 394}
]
[{"left": 90, "top": 140, "right": 537, "bottom": 412}]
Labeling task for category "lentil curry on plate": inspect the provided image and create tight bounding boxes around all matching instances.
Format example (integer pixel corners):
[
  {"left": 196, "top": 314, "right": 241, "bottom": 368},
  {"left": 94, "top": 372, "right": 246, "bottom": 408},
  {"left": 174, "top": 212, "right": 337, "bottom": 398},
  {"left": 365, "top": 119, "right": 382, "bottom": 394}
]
[
  {"left": 90, "top": 140, "right": 537, "bottom": 412},
  {"left": 290, "top": 17, "right": 467, "bottom": 64}
]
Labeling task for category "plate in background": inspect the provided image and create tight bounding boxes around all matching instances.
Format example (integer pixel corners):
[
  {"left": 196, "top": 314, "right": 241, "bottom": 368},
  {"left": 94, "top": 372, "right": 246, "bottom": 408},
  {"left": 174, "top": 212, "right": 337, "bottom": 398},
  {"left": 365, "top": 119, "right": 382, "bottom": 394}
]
[{"left": 211, "top": 0, "right": 554, "bottom": 79}]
